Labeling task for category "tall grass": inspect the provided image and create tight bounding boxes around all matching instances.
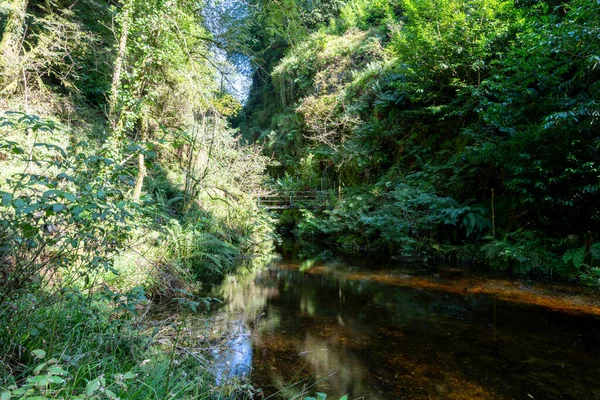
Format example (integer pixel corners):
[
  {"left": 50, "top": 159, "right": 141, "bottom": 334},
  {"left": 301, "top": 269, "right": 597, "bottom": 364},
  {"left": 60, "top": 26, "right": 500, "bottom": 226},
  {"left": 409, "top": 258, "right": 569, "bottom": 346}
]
[{"left": 0, "top": 291, "right": 260, "bottom": 399}]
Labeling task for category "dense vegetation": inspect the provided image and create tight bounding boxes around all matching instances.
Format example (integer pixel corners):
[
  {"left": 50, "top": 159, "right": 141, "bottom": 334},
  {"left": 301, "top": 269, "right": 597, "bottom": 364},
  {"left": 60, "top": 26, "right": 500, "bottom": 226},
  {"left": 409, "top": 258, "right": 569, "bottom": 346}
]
[
  {"left": 1, "top": 0, "right": 600, "bottom": 398},
  {"left": 0, "top": 0, "right": 273, "bottom": 398},
  {"left": 236, "top": 0, "right": 600, "bottom": 283}
]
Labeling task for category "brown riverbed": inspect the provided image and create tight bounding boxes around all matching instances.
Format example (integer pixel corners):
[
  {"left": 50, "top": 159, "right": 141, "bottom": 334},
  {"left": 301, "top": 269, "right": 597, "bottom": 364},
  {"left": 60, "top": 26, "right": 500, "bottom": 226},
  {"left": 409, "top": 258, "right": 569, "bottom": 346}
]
[{"left": 207, "top": 253, "right": 600, "bottom": 400}]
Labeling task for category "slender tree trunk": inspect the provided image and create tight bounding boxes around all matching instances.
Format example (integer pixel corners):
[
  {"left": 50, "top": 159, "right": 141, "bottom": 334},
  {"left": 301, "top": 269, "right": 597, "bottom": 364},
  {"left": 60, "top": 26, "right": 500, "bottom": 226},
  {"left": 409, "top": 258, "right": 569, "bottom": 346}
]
[
  {"left": 183, "top": 124, "right": 197, "bottom": 210},
  {"left": 132, "top": 115, "right": 147, "bottom": 202},
  {"left": 0, "top": 0, "right": 28, "bottom": 92},
  {"left": 194, "top": 113, "right": 207, "bottom": 177},
  {"left": 187, "top": 111, "right": 217, "bottom": 211},
  {"left": 108, "top": 0, "right": 132, "bottom": 129},
  {"left": 184, "top": 112, "right": 207, "bottom": 211}
]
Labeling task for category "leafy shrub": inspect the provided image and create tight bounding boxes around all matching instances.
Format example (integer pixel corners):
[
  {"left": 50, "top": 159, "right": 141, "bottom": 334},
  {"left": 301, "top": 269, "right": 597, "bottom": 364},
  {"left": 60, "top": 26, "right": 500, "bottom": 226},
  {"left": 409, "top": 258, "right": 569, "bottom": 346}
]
[
  {"left": 0, "top": 113, "right": 137, "bottom": 300},
  {"left": 438, "top": 202, "right": 491, "bottom": 239},
  {"left": 481, "top": 230, "right": 559, "bottom": 276},
  {"left": 340, "top": 0, "right": 397, "bottom": 29},
  {"left": 296, "top": 180, "right": 491, "bottom": 261}
]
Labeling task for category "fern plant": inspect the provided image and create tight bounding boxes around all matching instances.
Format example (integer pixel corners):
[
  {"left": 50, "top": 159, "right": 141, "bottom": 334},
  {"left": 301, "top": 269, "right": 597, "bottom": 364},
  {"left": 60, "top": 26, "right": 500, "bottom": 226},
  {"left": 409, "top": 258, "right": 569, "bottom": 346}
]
[
  {"left": 164, "top": 222, "right": 238, "bottom": 281},
  {"left": 439, "top": 202, "right": 491, "bottom": 239}
]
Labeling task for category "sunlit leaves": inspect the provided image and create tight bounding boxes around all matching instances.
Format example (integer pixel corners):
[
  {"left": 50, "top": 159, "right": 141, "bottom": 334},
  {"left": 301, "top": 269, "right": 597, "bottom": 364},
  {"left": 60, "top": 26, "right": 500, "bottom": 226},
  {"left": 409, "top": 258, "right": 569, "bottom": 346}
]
[{"left": 0, "top": 113, "right": 138, "bottom": 297}]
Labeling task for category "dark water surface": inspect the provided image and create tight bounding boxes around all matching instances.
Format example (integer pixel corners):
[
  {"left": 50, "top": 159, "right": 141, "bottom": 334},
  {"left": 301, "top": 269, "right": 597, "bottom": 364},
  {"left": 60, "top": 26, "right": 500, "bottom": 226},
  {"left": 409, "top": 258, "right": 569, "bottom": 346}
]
[{"left": 209, "top": 248, "right": 600, "bottom": 399}]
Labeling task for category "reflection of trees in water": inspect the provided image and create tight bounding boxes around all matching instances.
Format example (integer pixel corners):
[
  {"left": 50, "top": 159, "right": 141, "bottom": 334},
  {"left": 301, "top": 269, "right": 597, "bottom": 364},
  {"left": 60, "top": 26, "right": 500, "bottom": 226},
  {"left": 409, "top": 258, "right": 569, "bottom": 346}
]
[
  {"left": 199, "top": 255, "right": 600, "bottom": 399},
  {"left": 204, "top": 255, "right": 279, "bottom": 385},
  {"left": 213, "top": 255, "right": 280, "bottom": 321},
  {"left": 249, "top": 269, "right": 380, "bottom": 399},
  {"left": 247, "top": 263, "right": 600, "bottom": 399}
]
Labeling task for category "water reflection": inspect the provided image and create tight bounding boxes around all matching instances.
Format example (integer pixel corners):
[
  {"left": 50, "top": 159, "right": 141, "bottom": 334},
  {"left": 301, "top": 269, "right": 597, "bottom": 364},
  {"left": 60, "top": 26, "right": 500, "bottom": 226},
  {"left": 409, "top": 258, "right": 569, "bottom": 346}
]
[
  {"left": 210, "top": 254, "right": 600, "bottom": 399},
  {"left": 211, "top": 319, "right": 252, "bottom": 385},
  {"left": 206, "top": 257, "right": 277, "bottom": 386}
]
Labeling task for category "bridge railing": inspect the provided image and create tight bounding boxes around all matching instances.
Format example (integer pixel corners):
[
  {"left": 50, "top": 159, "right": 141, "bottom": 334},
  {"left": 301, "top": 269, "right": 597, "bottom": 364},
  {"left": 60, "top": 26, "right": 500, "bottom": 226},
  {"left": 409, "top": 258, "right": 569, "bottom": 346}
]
[{"left": 256, "top": 191, "right": 329, "bottom": 210}]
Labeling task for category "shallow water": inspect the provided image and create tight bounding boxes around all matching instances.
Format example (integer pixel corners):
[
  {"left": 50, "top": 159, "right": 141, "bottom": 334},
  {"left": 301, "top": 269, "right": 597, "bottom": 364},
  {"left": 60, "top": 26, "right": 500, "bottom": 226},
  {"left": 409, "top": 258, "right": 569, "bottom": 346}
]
[{"left": 210, "top": 249, "right": 600, "bottom": 399}]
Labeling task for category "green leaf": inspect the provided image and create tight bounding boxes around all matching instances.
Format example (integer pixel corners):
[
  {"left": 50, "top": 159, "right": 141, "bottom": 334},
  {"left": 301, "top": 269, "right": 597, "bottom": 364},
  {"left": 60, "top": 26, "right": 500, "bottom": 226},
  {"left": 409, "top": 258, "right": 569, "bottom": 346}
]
[
  {"left": 42, "top": 190, "right": 76, "bottom": 202},
  {"left": 86, "top": 379, "right": 100, "bottom": 396},
  {"left": 316, "top": 393, "right": 327, "bottom": 400},
  {"left": 52, "top": 204, "right": 65, "bottom": 213},
  {"left": 33, "top": 142, "right": 66, "bottom": 158},
  {"left": 47, "top": 376, "right": 65, "bottom": 384},
  {"left": 10, "top": 388, "right": 26, "bottom": 396},
  {"left": 33, "top": 362, "right": 46, "bottom": 374},
  {"left": 1, "top": 390, "right": 11, "bottom": 400},
  {"left": 590, "top": 243, "right": 600, "bottom": 261},
  {"left": 13, "top": 198, "right": 26, "bottom": 210},
  {"left": 563, "top": 248, "right": 586, "bottom": 269},
  {"left": 63, "top": 193, "right": 76, "bottom": 202},
  {"left": 339, "top": 395, "right": 349, "bottom": 400},
  {"left": 47, "top": 366, "right": 67, "bottom": 376},
  {"left": 1, "top": 192, "right": 12, "bottom": 206},
  {"left": 27, "top": 375, "right": 48, "bottom": 386},
  {"left": 31, "top": 349, "right": 46, "bottom": 358},
  {"left": 105, "top": 389, "right": 118, "bottom": 399},
  {"left": 21, "top": 223, "right": 38, "bottom": 239},
  {"left": 123, "top": 371, "right": 136, "bottom": 380}
]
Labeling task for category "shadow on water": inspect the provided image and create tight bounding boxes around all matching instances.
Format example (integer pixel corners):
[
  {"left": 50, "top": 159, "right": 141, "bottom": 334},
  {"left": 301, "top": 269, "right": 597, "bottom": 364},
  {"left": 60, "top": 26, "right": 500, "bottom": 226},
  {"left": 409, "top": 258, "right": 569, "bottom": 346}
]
[{"left": 207, "top": 241, "right": 600, "bottom": 400}]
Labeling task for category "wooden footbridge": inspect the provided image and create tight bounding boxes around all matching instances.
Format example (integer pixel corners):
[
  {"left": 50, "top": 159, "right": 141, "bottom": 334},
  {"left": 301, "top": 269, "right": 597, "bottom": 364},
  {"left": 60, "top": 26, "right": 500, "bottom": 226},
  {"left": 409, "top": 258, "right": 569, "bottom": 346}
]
[{"left": 256, "top": 191, "right": 329, "bottom": 210}]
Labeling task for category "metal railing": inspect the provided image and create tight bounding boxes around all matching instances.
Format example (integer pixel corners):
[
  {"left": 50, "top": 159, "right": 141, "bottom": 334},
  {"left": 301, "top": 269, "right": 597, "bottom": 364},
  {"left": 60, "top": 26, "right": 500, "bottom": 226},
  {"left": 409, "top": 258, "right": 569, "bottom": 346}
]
[{"left": 256, "top": 191, "right": 329, "bottom": 210}]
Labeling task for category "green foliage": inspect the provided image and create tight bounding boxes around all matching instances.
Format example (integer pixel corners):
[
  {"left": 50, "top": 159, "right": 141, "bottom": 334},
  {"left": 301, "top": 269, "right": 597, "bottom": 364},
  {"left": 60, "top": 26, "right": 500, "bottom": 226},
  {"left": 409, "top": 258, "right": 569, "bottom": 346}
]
[
  {"left": 0, "top": 284, "right": 145, "bottom": 396},
  {"left": 439, "top": 203, "right": 491, "bottom": 239},
  {"left": 164, "top": 221, "right": 238, "bottom": 281},
  {"left": 562, "top": 248, "right": 586, "bottom": 271},
  {"left": 472, "top": 0, "right": 600, "bottom": 233},
  {"left": 239, "top": 0, "right": 600, "bottom": 283},
  {"left": 0, "top": 113, "right": 137, "bottom": 299},
  {"left": 1, "top": 0, "right": 114, "bottom": 115},
  {"left": 296, "top": 180, "right": 490, "bottom": 261},
  {"left": 0, "top": 285, "right": 231, "bottom": 399},
  {"left": 481, "top": 231, "right": 557, "bottom": 274},
  {"left": 1, "top": 0, "right": 277, "bottom": 394},
  {"left": 0, "top": 110, "right": 271, "bottom": 398},
  {"left": 390, "top": 0, "right": 514, "bottom": 90},
  {"left": 481, "top": 232, "right": 600, "bottom": 278},
  {"left": 340, "top": 0, "right": 398, "bottom": 30}
]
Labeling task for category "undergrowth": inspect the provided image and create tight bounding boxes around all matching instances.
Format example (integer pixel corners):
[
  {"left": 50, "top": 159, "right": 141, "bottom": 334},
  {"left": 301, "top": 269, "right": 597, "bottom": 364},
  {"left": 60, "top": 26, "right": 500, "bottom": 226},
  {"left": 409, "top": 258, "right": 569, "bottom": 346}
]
[{"left": 0, "top": 110, "right": 275, "bottom": 398}]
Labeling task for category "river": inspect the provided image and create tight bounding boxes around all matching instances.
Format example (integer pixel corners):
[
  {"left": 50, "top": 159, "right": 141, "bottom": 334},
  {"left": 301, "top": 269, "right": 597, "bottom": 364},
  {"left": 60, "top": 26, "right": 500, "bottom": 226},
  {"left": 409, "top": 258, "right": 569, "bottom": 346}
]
[{"left": 205, "top": 243, "right": 600, "bottom": 399}]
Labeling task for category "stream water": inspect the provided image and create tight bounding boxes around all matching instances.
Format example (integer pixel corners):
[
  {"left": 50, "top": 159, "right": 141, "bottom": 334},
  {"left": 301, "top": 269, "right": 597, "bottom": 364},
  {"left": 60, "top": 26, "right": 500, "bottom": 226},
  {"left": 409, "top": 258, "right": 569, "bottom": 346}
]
[{"left": 207, "top": 244, "right": 600, "bottom": 399}]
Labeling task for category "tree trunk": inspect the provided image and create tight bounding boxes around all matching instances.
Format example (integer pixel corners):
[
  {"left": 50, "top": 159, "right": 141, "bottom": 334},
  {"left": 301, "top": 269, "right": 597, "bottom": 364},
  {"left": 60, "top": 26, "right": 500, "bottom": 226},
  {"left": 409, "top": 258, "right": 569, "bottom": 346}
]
[
  {"left": 108, "top": 0, "right": 132, "bottom": 129},
  {"left": 0, "top": 0, "right": 28, "bottom": 92},
  {"left": 183, "top": 112, "right": 207, "bottom": 211},
  {"left": 132, "top": 115, "right": 148, "bottom": 202}
]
